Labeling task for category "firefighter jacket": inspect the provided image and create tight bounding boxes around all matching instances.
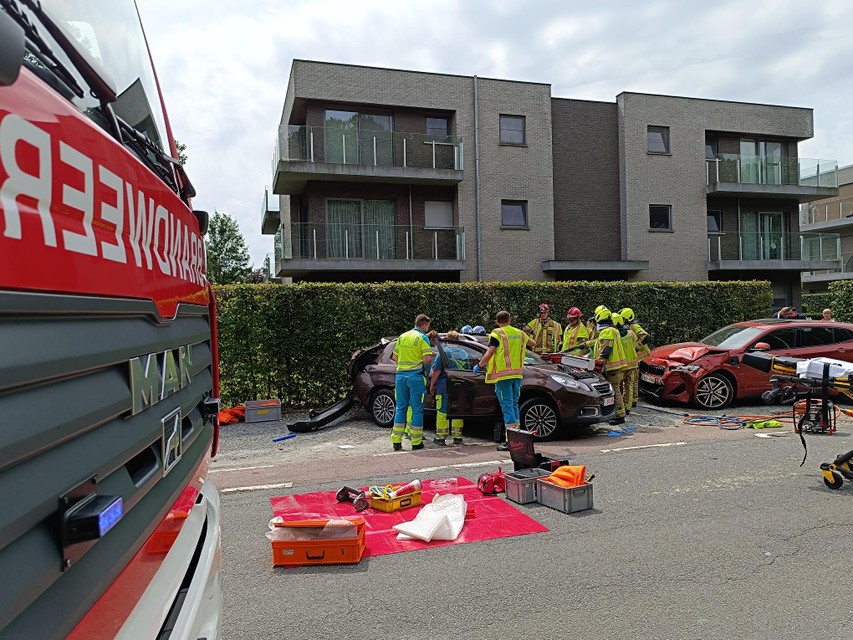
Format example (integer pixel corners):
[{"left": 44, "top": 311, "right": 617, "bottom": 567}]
[
  {"left": 486, "top": 326, "right": 526, "bottom": 383},
  {"left": 562, "top": 322, "right": 589, "bottom": 352},
  {"left": 524, "top": 317, "right": 562, "bottom": 354}
]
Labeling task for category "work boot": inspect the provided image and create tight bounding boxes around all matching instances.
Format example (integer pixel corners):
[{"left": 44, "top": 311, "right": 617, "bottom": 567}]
[
  {"left": 412, "top": 443, "right": 424, "bottom": 450},
  {"left": 497, "top": 442, "right": 510, "bottom": 451},
  {"left": 433, "top": 438, "right": 447, "bottom": 446},
  {"left": 393, "top": 443, "right": 402, "bottom": 451},
  {"left": 609, "top": 416, "right": 625, "bottom": 426},
  {"left": 453, "top": 438, "right": 464, "bottom": 445}
]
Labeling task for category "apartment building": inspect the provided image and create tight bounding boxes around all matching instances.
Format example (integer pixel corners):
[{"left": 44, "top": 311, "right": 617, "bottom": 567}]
[
  {"left": 800, "top": 164, "right": 853, "bottom": 292},
  {"left": 263, "top": 60, "right": 840, "bottom": 307}
]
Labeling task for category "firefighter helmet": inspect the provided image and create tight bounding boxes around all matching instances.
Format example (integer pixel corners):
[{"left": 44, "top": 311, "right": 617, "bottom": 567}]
[
  {"left": 566, "top": 307, "right": 582, "bottom": 318},
  {"left": 611, "top": 313, "right": 624, "bottom": 327},
  {"left": 594, "top": 308, "right": 612, "bottom": 323},
  {"left": 461, "top": 325, "right": 473, "bottom": 334},
  {"left": 472, "top": 325, "right": 487, "bottom": 335},
  {"left": 538, "top": 303, "right": 551, "bottom": 314},
  {"left": 620, "top": 308, "right": 635, "bottom": 322}
]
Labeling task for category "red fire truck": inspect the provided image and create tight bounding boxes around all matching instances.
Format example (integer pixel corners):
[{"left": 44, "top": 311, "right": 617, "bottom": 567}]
[{"left": 0, "top": 1, "right": 222, "bottom": 637}]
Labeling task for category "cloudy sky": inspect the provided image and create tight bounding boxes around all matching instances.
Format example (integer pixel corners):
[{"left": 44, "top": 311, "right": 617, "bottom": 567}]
[{"left": 137, "top": 0, "right": 853, "bottom": 267}]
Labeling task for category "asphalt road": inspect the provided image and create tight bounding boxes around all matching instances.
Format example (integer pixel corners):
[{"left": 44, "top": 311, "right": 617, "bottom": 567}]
[{"left": 213, "top": 402, "right": 853, "bottom": 639}]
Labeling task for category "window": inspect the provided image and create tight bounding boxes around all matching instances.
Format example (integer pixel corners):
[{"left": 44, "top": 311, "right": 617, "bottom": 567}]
[
  {"left": 501, "top": 200, "right": 528, "bottom": 228},
  {"left": 705, "top": 134, "right": 718, "bottom": 160},
  {"left": 438, "top": 342, "right": 480, "bottom": 371},
  {"left": 425, "top": 201, "right": 453, "bottom": 228},
  {"left": 649, "top": 205, "right": 671, "bottom": 230},
  {"left": 761, "top": 328, "right": 796, "bottom": 350},
  {"left": 326, "top": 198, "right": 396, "bottom": 259},
  {"left": 798, "top": 327, "right": 834, "bottom": 347},
  {"left": 707, "top": 210, "right": 722, "bottom": 233},
  {"left": 647, "top": 125, "right": 670, "bottom": 154},
  {"left": 324, "top": 110, "right": 392, "bottom": 165},
  {"left": 834, "top": 328, "right": 853, "bottom": 343},
  {"left": 500, "top": 115, "right": 526, "bottom": 145},
  {"left": 426, "top": 116, "right": 450, "bottom": 140}
]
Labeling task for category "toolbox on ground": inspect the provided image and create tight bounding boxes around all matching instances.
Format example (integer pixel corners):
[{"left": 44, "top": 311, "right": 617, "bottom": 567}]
[
  {"left": 505, "top": 468, "right": 551, "bottom": 504},
  {"left": 246, "top": 399, "right": 282, "bottom": 423},
  {"left": 507, "top": 429, "right": 571, "bottom": 472},
  {"left": 269, "top": 518, "right": 366, "bottom": 567},
  {"left": 368, "top": 490, "right": 423, "bottom": 512},
  {"left": 536, "top": 480, "right": 594, "bottom": 513}
]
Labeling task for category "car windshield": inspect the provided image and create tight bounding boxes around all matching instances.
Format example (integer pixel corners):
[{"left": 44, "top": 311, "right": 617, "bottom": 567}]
[
  {"left": 700, "top": 325, "right": 765, "bottom": 349},
  {"left": 524, "top": 350, "right": 545, "bottom": 365}
]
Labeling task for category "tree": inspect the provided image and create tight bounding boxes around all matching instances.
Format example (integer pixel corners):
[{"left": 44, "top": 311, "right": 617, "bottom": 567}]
[
  {"left": 244, "top": 268, "right": 267, "bottom": 284},
  {"left": 175, "top": 140, "right": 188, "bottom": 166},
  {"left": 205, "top": 211, "right": 251, "bottom": 284}
]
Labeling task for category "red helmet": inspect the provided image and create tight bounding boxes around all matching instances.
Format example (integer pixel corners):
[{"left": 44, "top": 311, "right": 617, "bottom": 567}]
[
  {"left": 566, "top": 307, "right": 582, "bottom": 318},
  {"left": 538, "top": 303, "right": 551, "bottom": 313}
]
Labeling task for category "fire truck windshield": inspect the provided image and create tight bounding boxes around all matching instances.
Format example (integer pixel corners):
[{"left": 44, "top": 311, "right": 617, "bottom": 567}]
[{"left": 39, "top": 0, "right": 170, "bottom": 152}]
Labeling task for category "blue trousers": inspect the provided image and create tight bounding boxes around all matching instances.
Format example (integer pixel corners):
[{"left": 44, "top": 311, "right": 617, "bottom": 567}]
[
  {"left": 494, "top": 378, "right": 522, "bottom": 427},
  {"left": 392, "top": 372, "right": 425, "bottom": 445}
]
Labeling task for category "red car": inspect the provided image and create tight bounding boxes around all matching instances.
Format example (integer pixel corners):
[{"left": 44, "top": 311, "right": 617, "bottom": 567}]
[{"left": 638, "top": 319, "right": 853, "bottom": 409}]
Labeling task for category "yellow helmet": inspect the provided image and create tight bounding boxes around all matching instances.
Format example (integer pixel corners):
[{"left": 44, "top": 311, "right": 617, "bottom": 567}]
[
  {"left": 594, "top": 308, "right": 611, "bottom": 323},
  {"left": 611, "top": 313, "right": 624, "bottom": 327},
  {"left": 594, "top": 305, "right": 609, "bottom": 314},
  {"left": 619, "top": 308, "right": 635, "bottom": 322}
]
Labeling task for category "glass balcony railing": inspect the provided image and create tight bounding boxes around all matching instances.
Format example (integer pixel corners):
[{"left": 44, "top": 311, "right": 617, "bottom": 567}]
[
  {"left": 803, "top": 251, "right": 853, "bottom": 278},
  {"left": 262, "top": 186, "right": 279, "bottom": 215},
  {"left": 276, "top": 125, "right": 464, "bottom": 171},
  {"left": 708, "top": 231, "right": 840, "bottom": 262},
  {"left": 705, "top": 155, "right": 838, "bottom": 188},
  {"left": 283, "top": 223, "right": 465, "bottom": 262},
  {"left": 801, "top": 197, "right": 853, "bottom": 225}
]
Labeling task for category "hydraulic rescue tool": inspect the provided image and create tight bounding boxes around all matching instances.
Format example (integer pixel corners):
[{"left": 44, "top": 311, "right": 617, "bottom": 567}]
[{"left": 335, "top": 486, "right": 369, "bottom": 511}]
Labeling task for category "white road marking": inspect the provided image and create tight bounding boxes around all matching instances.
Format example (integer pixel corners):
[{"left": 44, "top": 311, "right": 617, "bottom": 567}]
[
  {"left": 409, "top": 459, "right": 511, "bottom": 473},
  {"left": 599, "top": 441, "right": 687, "bottom": 453},
  {"left": 210, "top": 464, "right": 276, "bottom": 473},
  {"left": 221, "top": 481, "right": 293, "bottom": 493}
]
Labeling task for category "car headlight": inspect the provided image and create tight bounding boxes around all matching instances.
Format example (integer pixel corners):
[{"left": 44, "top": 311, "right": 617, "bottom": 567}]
[
  {"left": 671, "top": 364, "right": 700, "bottom": 373},
  {"left": 550, "top": 374, "right": 585, "bottom": 390}
]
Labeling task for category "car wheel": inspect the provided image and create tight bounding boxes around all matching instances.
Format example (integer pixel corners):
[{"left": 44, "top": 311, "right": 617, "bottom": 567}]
[
  {"left": 520, "top": 397, "right": 559, "bottom": 440},
  {"left": 694, "top": 373, "right": 734, "bottom": 410},
  {"left": 369, "top": 389, "right": 396, "bottom": 428}
]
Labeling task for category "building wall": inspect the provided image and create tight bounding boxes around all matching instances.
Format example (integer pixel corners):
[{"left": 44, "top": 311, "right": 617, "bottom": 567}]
[
  {"left": 284, "top": 60, "right": 555, "bottom": 282},
  {"left": 617, "top": 93, "right": 814, "bottom": 281},
  {"left": 551, "top": 99, "right": 620, "bottom": 261}
]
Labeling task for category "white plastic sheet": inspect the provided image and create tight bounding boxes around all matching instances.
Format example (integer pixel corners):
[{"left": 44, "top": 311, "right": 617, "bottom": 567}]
[
  {"left": 796, "top": 357, "right": 853, "bottom": 380},
  {"left": 393, "top": 494, "right": 467, "bottom": 542}
]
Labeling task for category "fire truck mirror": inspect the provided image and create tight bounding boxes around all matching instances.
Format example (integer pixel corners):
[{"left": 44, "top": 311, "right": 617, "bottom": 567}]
[
  {"left": 193, "top": 210, "right": 210, "bottom": 235},
  {"left": 0, "top": 10, "right": 25, "bottom": 87}
]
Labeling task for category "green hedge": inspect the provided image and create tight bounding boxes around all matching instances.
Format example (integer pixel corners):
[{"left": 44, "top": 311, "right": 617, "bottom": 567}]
[
  {"left": 213, "top": 281, "right": 772, "bottom": 408},
  {"left": 801, "top": 292, "right": 834, "bottom": 317},
  {"left": 829, "top": 281, "right": 853, "bottom": 322}
]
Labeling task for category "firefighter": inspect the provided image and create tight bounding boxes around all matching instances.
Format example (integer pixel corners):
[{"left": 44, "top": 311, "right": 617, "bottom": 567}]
[
  {"left": 473, "top": 310, "right": 535, "bottom": 451},
  {"left": 591, "top": 308, "right": 629, "bottom": 425},
  {"left": 562, "top": 307, "right": 589, "bottom": 352},
  {"left": 524, "top": 303, "right": 562, "bottom": 354},
  {"left": 619, "top": 307, "right": 649, "bottom": 408},
  {"left": 612, "top": 313, "right": 638, "bottom": 415},
  {"left": 429, "top": 330, "right": 468, "bottom": 446},
  {"left": 586, "top": 305, "right": 608, "bottom": 342},
  {"left": 391, "top": 314, "right": 433, "bottom": 451}
]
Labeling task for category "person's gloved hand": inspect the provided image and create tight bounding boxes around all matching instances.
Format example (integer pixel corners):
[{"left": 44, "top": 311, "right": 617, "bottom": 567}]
[{"left": 472, "top": 364, "right": 481, "bottom": 374}]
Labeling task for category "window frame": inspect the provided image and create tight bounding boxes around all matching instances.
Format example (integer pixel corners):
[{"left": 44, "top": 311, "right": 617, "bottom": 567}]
[
  {"left": 425, "top": 116, "right": 450, "bottom": 141},
  {"left": 707, "top": 209, "right": 723, "bottom": 234},
  {"left": 501, "top": 199, "right": 529, "bottom": 229},
  {"left": 649, "top": 204, "right": 672, "bottom": 232},
  {"left": 499, "top": 114, "right": 527, "bottom": 146},
  {"left": 647, "top": 125, "right": 670, "bottom": 155}
]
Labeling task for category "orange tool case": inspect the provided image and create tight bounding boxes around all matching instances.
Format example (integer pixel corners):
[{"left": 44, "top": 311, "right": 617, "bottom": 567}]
[{"left": 270, "top": 518, "right": 366, "bottom": 567}]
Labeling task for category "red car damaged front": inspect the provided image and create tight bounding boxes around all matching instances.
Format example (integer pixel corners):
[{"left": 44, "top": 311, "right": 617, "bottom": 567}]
[{"left": 639, "top": 341, "right": 730, "bottom": 406}]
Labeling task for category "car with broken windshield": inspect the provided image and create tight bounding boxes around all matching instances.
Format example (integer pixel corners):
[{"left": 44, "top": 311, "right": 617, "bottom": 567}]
[{"left": 348, "top": 333, "right": 616, "bottom": 440}]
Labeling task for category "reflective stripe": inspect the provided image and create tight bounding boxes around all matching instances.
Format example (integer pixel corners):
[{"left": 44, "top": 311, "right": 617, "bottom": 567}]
[
  {"left": 598, "top": 326, "right": 629, "bottom": 370},
  {"left": 562, "top": 323, "right": 588, "bottom": 351},
  {"left": 487, "top": 326, "right": 525, "bottom": 383},
  {"left": 394, "top": 328, "right": 431, "bottom": 372}
]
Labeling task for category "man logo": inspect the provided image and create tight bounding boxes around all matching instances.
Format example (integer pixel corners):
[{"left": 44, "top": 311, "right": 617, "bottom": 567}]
[
  {"left": 129, "top": 345, "right": 193, "bottom": 416},
  {"left": 162, "top": 408, "right": 183, "bottom": 476}
]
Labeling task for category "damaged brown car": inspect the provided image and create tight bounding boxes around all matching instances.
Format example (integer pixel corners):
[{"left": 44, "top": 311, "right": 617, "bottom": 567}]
[{"left": 349, "top": 333, "right": 616, "bottom": 440}]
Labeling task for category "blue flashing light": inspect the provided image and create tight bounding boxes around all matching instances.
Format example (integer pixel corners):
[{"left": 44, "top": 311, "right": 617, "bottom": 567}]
[{"left": 97, "top": 497, "right": 124, "bottom": 537}]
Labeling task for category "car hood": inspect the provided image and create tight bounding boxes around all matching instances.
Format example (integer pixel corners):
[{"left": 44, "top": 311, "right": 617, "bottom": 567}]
[{"left": 650, "top": 342, "right": 727, "bottom": 364}]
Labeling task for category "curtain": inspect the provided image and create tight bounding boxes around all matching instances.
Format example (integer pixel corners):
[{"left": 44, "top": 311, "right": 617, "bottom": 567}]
[
  {"left": 327, "top": 200, "right": 362, "bottom": 258},
  {"left": 363, "top": 200, "right": 396, "bottom": 259},
  {"left": 741, "top": 212, "right": 759, "bottom": 260}
]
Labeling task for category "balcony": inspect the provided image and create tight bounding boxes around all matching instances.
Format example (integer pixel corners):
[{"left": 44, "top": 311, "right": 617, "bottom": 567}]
[
  {"left": 707, "top": 231, "right": 841, "bottom": 271},
  {"left": 803, "top": 251, "right": 853, "bottom": 284},
  {"left": 801, "top": 197, "right": 853, "bottom": 231},
  {"left": 705, "top": 155, "right": 838, "bottom": 201},
  {"left": 278, "top": 223, "right": 465, "bottom": 278},
  {"left": 272, "top": 125, "right": 464, "bottom": 195},
  {"left": 261, "top": 187, "right": 280, "bottom": 234}
]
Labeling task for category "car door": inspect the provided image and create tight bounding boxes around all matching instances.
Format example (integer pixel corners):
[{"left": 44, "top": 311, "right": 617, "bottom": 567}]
[
  {"left": 791, "top": 325, "right": 837, "bottom": 361},
  {"left": 439, "top": 341, "right": 500, "bottom": 419},
  {"left": 831, "top": 327, "right": 853, "bottom": 363},
  {"left": 739, "top": 326, "right": 797, "bottom": 394}
]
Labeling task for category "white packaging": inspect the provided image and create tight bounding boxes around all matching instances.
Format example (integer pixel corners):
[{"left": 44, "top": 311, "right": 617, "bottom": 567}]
[{"left": 796, "top": 357, "right": 853, "bottom": 380}]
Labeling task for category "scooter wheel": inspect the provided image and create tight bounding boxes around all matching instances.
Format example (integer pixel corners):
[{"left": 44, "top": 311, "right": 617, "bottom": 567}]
[{"left": 824, "top": 471, "right": 844, "bottom": 490}]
